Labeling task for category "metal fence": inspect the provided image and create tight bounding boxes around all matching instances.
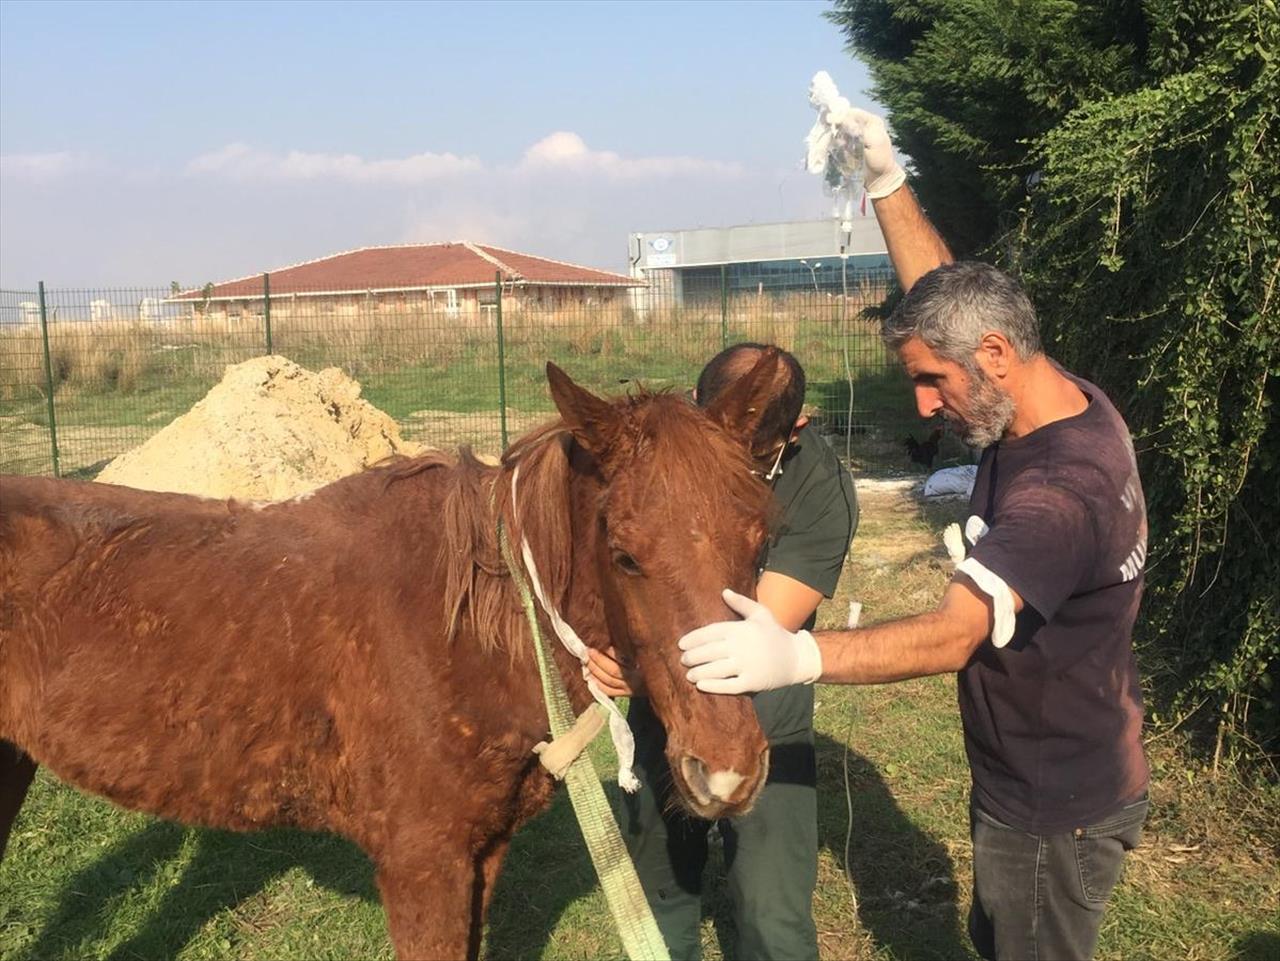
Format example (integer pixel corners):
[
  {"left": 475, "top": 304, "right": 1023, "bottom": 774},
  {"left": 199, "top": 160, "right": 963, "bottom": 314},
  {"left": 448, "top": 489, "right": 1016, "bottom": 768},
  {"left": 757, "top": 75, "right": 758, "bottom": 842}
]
[{"left": 0, "top": 268, "right": 940, "bottom": 479}]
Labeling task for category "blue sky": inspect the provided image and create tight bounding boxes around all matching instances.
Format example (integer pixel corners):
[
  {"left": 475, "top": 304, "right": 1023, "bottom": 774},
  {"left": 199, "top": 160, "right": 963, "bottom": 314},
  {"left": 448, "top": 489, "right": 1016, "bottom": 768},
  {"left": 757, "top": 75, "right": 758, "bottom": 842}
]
[{"left": 0, "top": 0, "right": 879, "bottom": 287}]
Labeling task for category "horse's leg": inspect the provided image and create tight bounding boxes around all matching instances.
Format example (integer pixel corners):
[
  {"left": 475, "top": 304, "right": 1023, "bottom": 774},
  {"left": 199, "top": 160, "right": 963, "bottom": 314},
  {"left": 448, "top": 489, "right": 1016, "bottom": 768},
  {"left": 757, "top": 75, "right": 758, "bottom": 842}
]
[
  {"left": 376, "top": 846, "right": 476, "bottom": 961},
  {"left": 0, "top": 740, "right": 38, "bottom": 861},
  {"left": 471, "top": 834, "right": 513, "bottom": 949}
]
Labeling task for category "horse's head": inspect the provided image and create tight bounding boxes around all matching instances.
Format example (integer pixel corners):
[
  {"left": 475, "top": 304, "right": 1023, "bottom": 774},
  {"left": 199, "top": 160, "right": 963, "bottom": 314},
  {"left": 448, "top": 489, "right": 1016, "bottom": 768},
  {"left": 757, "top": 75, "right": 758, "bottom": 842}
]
[{"left": 543, "top": 355, "right": 783, "bottom": 820}]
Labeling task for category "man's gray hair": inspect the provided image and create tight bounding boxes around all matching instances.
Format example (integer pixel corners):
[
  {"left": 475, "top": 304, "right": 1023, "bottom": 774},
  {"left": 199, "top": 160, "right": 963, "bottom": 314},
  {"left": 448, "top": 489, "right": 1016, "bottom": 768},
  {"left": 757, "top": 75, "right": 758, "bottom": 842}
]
[{"left": 882, "top": 261, "right": 1042, "bottom": 367}]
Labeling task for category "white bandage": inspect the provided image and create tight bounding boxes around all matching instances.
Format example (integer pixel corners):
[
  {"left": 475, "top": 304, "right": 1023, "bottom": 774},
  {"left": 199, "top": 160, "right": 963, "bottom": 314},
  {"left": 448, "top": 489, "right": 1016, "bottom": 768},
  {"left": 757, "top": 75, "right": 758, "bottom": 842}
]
[
  {"left": 943, "top": 523, "right": 966, "bottom": 566},
  {"left": 512, "top": 466, "right": 641, "bottom": 792},
  {"left": 956, "top": 557, "right": 1016, "bottom": 648},
  {"left": 965, "top": 515, "right": 990, "bottom": 545},
  {"left": 847, "top": 600, "right": 862, "bottom": 629}
]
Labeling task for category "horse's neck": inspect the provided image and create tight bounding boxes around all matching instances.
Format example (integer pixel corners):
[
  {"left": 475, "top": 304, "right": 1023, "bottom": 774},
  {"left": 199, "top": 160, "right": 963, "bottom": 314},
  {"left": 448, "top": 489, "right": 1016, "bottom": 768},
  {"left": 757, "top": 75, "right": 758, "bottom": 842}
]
[
  {"left": 503, "top": 440, "right": 614, "bottom": 715},
  {"left": 550, "top": 462, "right": 611, "bottom": 715}
]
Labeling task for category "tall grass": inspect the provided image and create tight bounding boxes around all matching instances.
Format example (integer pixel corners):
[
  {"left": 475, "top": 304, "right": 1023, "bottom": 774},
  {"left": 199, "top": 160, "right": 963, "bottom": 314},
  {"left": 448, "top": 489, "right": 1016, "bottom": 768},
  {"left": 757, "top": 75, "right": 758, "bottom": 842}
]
[
  {"left": 0, "top": 289, "right": 894, "bottom": 402},
  {"left": 0, "top": 284, "right": 921, "bottom": 476}
]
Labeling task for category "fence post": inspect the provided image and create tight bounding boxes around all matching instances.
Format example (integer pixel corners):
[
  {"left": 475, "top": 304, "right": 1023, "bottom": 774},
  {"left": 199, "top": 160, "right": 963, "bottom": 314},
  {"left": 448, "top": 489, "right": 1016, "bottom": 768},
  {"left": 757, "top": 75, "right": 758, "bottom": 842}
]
[
  {"left": 719, "top": 265, "right": 729, "bottom": 349},
  {"left": 495, "top": 271, "right": 509, "bottom": 451},
  {"left": 37, "top": 281, "right": 61, "bottom": 478},
  {"left": 263, "top": 273, "right": 273, "bottom": 354}
]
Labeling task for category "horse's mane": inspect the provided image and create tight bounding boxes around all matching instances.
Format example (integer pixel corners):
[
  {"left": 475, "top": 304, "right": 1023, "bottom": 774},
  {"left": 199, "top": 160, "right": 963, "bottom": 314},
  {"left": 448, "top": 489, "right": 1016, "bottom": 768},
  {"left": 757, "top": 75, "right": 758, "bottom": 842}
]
[{"left": 377, "top": 388, "right": 769, "bottom": 660}]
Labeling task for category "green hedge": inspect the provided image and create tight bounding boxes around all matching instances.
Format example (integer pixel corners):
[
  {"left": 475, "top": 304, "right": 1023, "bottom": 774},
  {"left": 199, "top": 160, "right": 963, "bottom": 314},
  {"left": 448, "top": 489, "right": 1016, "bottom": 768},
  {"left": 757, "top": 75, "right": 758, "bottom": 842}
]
[{"left": 830, "top": 0, "right": 1279, "bottom": 760}]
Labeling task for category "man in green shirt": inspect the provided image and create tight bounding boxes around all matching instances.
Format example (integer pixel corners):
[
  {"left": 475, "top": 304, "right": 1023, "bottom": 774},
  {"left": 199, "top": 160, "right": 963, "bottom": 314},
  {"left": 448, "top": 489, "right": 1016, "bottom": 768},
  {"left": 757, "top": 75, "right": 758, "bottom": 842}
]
[{"left": 587, "top": 343, "right": 858, "bottom": 960}]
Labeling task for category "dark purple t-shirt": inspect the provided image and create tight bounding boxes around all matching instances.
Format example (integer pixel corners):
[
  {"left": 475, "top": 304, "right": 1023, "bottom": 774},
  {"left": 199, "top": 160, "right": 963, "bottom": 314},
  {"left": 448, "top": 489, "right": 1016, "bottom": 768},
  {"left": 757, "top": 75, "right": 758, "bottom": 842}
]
[{"left": 959, "top": 369, "right": 1149, "bottom": 834}]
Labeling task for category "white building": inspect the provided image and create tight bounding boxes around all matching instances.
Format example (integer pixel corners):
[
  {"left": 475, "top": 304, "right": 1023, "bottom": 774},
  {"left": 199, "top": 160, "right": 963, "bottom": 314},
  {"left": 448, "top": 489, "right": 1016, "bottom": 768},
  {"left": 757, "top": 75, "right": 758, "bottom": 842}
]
[{"left": 628, "top": 217, "right": 891, "bottom": 307}]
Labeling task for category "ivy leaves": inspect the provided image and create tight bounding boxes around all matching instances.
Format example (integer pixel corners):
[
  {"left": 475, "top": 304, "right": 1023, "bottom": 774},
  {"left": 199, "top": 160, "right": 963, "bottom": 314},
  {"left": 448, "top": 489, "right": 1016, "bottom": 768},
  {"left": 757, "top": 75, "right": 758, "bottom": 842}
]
[{"left": 832, "top": 0, "right": 1280, "bottom": 758}]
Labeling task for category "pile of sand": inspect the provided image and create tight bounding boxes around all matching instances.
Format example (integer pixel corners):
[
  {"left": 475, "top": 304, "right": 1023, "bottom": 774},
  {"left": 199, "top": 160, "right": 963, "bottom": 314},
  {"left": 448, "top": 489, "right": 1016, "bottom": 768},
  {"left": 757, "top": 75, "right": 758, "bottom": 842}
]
[{"left": 97, "top": 355, "right": 424, "bottom": 501}]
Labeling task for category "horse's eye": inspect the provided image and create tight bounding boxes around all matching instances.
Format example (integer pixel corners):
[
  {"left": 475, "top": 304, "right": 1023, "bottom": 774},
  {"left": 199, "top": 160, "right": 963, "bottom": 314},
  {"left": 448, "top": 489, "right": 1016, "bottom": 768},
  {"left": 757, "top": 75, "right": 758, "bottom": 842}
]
[{"left": 612, "top": 550, "right": 643, "bottom": 576}]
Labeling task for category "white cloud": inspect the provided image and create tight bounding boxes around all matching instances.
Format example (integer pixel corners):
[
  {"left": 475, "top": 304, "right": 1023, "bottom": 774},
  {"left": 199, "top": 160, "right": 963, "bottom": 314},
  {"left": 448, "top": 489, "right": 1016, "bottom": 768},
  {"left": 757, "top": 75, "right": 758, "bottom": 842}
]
[
  {"left": 184, "top": 134, "right": 744, "bottom": 187},
  {"left": 185, "top": 143, "right": 482, "bottom": 183},
  {"left": 1, "top": 135, "right": 810, "bottom": 285},
  {"left": 401, "top": 208, "right": 532, "bottom": 248},
  {"left": 519, "top": 131, "right": 744, "bottom": 179},
  {"left": 0, "top": 151, "right": 87, "bottom": 182}
]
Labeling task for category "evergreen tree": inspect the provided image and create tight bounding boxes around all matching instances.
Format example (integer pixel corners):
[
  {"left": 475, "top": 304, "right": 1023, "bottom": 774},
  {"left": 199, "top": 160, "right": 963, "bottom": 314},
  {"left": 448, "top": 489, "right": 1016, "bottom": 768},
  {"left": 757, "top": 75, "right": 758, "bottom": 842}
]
[{"left": 830, "top": 0, "right": 1279, "bottom": 759}]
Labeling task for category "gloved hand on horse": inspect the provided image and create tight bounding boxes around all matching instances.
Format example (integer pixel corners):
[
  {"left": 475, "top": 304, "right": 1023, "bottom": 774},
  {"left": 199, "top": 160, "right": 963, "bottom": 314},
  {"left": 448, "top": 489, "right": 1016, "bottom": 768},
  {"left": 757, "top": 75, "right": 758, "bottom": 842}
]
[{"left": 678, "top": 589, "right": 823, "bottom": 695}]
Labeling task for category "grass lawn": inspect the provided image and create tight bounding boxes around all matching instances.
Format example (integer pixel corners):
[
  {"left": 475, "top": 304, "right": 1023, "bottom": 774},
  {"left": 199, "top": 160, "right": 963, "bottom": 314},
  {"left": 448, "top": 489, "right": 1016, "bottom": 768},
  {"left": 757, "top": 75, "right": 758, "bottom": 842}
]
[{"left": 2, "top": 484, "right": 1276, "bottom": 960}]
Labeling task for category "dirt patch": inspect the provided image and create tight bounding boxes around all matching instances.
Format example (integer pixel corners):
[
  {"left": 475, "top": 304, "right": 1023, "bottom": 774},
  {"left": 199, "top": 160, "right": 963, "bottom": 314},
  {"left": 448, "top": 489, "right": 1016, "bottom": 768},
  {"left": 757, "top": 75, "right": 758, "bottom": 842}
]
[
  {"left": 400, "top": 408, "right": 551, "bottom": 459},
  {"left": 96, "top": 356, "right": 424, "bottom": 500},
  {"left": 818, "top": 483, "right": 964, "bottom": 629},
  {"left": 0, "top": 419, "right": 145, "bottom": 477}
]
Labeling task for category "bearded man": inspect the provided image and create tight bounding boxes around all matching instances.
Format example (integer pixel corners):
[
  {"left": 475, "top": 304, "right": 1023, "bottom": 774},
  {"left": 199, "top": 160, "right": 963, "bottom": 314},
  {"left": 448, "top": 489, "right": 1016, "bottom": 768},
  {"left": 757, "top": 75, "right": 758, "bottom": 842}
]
[{"left": 678, "top": 108, "right": 1150, "bottom": 961}]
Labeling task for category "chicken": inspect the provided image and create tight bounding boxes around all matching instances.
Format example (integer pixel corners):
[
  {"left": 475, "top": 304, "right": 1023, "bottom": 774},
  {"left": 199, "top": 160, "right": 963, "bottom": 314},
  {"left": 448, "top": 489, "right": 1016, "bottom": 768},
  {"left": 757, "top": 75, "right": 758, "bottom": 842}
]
[{"left": 904, "top": 428, "right": 943, "bottom": 471}]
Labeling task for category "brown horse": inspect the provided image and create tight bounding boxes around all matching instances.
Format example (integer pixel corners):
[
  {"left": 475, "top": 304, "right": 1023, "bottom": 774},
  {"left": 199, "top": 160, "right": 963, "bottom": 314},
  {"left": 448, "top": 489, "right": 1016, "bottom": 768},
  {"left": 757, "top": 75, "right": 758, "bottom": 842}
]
[{"left": 0, "top": 358, "right": 781, "bottom": 960}]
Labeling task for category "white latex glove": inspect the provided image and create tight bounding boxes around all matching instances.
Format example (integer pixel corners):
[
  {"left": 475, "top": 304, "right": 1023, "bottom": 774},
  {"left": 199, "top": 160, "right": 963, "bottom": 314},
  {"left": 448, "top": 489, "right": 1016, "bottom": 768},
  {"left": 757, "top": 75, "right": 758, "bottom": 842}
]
[
  {"left": 943, "top": 522, "right": 966, "bottom": 566},
  {"left": 834, "top": 106, "right": 907, "bottom": 200},
  {"left": 678, "top": 589, "right": 823, "bottom": 695}
]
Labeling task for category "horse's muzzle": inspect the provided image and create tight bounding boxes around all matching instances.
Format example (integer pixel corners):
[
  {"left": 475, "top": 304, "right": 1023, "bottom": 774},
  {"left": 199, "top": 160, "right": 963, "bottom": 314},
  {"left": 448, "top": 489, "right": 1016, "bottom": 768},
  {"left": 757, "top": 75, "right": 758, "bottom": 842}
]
[{"left": 673, "top": 747, "right": 770, "bottom": 820}]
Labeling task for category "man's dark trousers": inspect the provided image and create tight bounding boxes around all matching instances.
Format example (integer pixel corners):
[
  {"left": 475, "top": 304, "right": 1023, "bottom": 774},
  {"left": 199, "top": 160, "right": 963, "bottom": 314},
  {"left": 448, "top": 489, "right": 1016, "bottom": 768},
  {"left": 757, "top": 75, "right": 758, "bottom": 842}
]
[
  {"left": 969, "top": 795, "right": 1148, "bottom": 961},
  {"left": 620, "top": 694, "right": 819, "bottom": 961}
]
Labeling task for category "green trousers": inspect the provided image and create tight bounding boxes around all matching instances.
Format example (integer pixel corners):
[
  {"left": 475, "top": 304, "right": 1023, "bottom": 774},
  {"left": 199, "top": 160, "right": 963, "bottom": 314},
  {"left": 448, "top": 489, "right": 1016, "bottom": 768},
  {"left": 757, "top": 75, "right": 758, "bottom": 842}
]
[{"left": 620, "top": 693, "right": 819, "bottom": 961}]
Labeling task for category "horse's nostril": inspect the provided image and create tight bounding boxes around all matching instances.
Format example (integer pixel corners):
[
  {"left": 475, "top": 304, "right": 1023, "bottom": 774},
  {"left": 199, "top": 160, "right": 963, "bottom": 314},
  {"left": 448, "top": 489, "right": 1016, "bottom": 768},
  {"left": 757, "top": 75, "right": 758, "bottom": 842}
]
[
  {"left": 679, "top": 755, "right": 746, "bottom": 805},
  {"left": 679, "top": 755, "right": 713, "bottom": 806}
]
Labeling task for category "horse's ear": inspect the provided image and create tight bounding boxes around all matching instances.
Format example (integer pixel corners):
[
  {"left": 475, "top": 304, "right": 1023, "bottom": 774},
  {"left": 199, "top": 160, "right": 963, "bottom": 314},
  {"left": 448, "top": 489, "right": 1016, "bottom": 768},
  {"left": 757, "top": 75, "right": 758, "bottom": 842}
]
[
  {"left": 704, "top": 347, "right": 782, "bottom": 444},
  {"left": 546, "top": 362, "right": 622, "bottom": 459}
]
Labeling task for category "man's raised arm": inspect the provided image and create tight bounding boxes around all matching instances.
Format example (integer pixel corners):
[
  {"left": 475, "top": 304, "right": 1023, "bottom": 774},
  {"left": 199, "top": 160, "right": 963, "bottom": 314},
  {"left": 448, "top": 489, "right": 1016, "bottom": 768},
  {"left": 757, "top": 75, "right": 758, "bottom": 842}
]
[{"left": 839, "top": 107, "right": 953, "bottom": 290}]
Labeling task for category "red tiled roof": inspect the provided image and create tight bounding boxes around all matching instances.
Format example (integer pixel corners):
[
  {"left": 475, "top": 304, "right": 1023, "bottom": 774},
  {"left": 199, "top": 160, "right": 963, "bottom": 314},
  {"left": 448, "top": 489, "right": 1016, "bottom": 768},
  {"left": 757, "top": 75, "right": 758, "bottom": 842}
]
[{"left": 173, "top": 242, "right": 641, "bottom": 299}]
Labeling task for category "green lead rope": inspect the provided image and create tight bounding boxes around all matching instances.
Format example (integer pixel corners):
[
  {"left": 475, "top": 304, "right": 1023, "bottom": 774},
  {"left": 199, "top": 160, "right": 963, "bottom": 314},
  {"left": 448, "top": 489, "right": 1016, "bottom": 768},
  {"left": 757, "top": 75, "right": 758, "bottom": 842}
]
[{"left": 498, "top": 520, "right": 672, "bottom": 961}]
